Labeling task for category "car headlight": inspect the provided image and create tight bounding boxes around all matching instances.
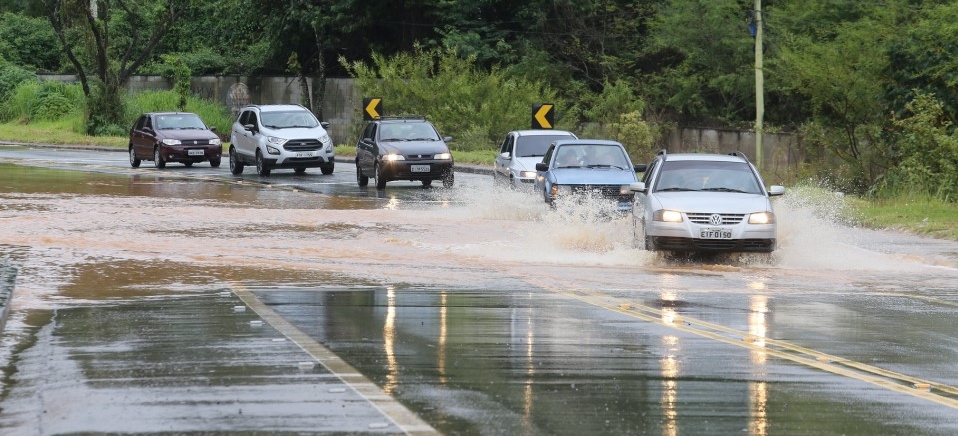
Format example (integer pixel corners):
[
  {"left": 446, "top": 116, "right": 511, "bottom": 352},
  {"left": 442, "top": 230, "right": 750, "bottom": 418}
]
[
  {"left": 550, "top": 184, "right": 573, "bottom": 196},
  {"left": 748, "top": 212, "right": 775, "bottom": 224},
  {"left": 519, "top": 171, "right": 536, "bottom": 178},
  {"left": 161, "top": 139, "right": 181, "bottom": 146},
  {"left": 210, "top": 138, "right": 222, "bottom": 146},
  {"left": 383, "top": 154, "right": 405, "bottom": 161},
  {"left": 265, "top": 136, "right": 288, "bottom": 146},
  {"left": 434, "top": 152, "right": 452, "bottom": 160},
  {"left": 319, "top": 134, "right": 331, "bottom": 143},
  {"left": 265, "top": 145, "right": 281, "bottom": 155},
  {"left": 653, "top": 209, "right": 684, "bottom": 223},
  {"left": 619, "top": 185, "right": 631, "bottom": 195}
]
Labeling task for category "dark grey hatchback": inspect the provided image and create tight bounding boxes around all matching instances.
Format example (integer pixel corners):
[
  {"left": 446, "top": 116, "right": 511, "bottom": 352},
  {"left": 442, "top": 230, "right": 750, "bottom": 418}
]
[
  {"left": 355, "top": 116, "right": 455, "bottom": 189},
  {"left": 128, "top": 112, "right": 222, "bottom": 169}
]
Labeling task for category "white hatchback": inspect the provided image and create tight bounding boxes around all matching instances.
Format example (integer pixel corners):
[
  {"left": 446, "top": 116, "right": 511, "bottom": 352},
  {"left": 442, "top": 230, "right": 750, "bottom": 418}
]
[
  {"left": 493, "top": 129, "right": 577, "bottom": 188},
  {"left": 630, "top": 151, "right": 785, "bottom": 253}
]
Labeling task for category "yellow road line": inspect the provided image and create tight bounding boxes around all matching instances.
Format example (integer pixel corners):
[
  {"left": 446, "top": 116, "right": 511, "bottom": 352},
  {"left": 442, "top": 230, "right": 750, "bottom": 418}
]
[
  {"left": 230, "top": 284, "right": 439, "bottom": 436},
  {"left": 533, "top": 281, "right": 958, "bottom": 409}
]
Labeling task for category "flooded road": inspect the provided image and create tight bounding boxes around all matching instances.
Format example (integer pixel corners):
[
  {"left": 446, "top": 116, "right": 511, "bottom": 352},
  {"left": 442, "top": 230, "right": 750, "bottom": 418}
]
[{"left": 1, "top": 145, "right": 957, "bottom": 435}]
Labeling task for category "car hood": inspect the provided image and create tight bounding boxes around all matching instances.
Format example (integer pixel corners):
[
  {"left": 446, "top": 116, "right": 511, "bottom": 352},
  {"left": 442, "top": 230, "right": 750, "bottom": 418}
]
[
  {"left": 158, "top": 129, "right": 219, "bottom": 141},
  {"left": 267, "top": 127, "right": 328, "bottom": 139},
  {"left": 513, "top": 156, "right": 543, "bottom": 172},
  {"left": 650, "top": 191, "right": 772, "bottom": 213},
  {"left": 380, "top": 140, "right": 449, "bottom": 155},
  {"left": 552, "top": 168, "right": 638, "bottom": 185}
]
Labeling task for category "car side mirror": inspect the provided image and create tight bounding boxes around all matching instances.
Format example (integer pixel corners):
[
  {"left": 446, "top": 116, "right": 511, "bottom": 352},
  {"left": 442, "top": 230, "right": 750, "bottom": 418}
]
[
  {"left": 500, "top": 152, "right": 511, "bottom": 159},
  {"left": 209, "top": 126, "right": 217, "bottom": 132},
  {"left": 443, "top": 136, "right": 453, "bottom": 142},
  {"left": 535, "top": 162, "right": 549, "bottom": 172},
  {"left": 634, "top": 164, "right": 647, "bottom": 173},
  {"left": 243, "top": 124, "right": 256, "bottom": 133},
  {"left": 320, "top": 121, "right": 330, "bottom": 129},
  {"left": 768, "top": 185, "right": 785, "bottom": 196},
  {"left": 629, "top": 182, "right": 647, "bottom": 193}
]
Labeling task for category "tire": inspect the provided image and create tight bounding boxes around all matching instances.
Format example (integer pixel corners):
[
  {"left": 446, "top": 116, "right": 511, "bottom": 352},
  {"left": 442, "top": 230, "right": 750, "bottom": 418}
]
[
  {"left": 184, "top": 162, "right": 193, "bottom": 167},
  {"left": 320, "top": 162, "right": 334, "bottom": 175},
  {"left": 209, "top": 158, "right": 221, "bottom": 168},
  {"left": 294, "top": 167, "right": 306, "bottom": 175},
  {"left": 421, "top": 179, "right": 433, "bottom": 187},
  {"left": 154, "top": 147, "right": 166, "bottom": 169},
  {"left": 129, "top": 146, "right": 140, "bottom": 168},
  {"left": 374, "top": 163, "right": 387, "bottom": 190},
  {"left": 255, "top": 150, "right": 270, "bottom": 177},
  {"left": 229, "top": 147, "right": 244, "bottom": 175},
  {"left": 442, "top": 171, "right": 454, "bottom": 188},
  {"left": 356, "top": 162, "right": 369, "bottom": 187}
]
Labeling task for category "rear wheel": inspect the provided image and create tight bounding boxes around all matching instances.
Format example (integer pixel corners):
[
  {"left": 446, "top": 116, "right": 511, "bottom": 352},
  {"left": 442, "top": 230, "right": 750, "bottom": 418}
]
[
  {"left": 374, "top": 163, "right": 387, "bottom": 189},
  {"left": 129, "top": 146, "right": 140, "bottom": 168},
  {"left": 229, "top": 147, "right": 244, "bottom": 175},
  {"left": 154, "top": 147, "right": 166, "bottom": 169},
  {"left": 255, "top": 150, "right": 270, "bottom": 177},
  {"left": 356, "top": 162, "right": 369, "bottom": 187}
]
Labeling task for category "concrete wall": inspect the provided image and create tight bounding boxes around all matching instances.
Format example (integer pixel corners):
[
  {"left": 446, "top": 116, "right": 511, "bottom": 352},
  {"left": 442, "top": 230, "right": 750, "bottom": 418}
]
[{"left": 38, "top": 74, "right": 803, "bottom": 172}]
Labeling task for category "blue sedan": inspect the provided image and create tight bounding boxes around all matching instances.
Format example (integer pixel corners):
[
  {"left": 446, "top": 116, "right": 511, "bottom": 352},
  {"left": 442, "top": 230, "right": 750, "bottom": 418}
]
[{"left": 533, "top": 139, "right": 646, "bottom": 211}]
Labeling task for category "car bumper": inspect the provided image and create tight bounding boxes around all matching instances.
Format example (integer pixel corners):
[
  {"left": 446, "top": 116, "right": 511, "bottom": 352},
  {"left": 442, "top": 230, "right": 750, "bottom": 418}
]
[
  {"left": 160, "top": 145, "right": 222, "bottom": 163},
  {"left": 644, "top": 220, "right": 777, "bottom": 252},
  {"left": 262, "top": 152, "right": 335, "bottom": 168},
  {"left": 380, "top": 160, "right": 454, "bottom": 180}
]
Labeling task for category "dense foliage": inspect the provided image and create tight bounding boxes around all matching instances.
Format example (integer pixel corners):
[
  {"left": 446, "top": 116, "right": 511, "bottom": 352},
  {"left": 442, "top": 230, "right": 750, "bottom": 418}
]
[{"left": 2, "top": 0, "right": 958, "bottom": 200}]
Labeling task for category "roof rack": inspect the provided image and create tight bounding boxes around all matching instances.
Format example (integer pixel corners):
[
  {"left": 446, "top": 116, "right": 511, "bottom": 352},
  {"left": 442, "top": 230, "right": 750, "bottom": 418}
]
[{"left": 728, "top": 151, "right": 750, "bottom": 162}]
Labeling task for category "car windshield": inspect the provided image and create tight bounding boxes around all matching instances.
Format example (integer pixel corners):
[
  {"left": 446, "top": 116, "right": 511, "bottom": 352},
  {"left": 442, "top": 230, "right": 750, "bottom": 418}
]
[
  {"left": 653, "top": 160, "right": 762, "bottom": 194},
  {"left": 260, "top": 111, "right": 319, "bottom": 129},
  {"left": 155, "top": 114, "right": 207, "bottom": 130},
  {"left": 515, "top": 134, "right": 575, "bottom": 157},
  {"left": 379, "top": 122, "right": 440, "bottom": 141},
  {"left": 554, "top": 144, "right": 631, "bottom": 169}
]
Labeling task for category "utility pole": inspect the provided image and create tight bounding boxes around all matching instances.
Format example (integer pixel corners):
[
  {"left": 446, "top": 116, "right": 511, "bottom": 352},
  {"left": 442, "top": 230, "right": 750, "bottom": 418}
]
[{"left": 754, "top": 0, "right": 764, "bottom": 169}]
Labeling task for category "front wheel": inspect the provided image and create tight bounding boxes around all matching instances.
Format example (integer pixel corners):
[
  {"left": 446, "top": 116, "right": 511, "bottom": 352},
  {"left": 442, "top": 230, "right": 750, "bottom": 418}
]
[
  {"left": 154, "top": 147, "right": 166, "bottom": 169},
  {"left": 441, "top": 171, "right": 454, "bottom": 188},
  {"left": 229, "top": 147, "right": 244, "bottom": 175},
  {"left": 255, "top": 150, "right": 270, "bottom": 177},
  {"left": 320, "top": 162, "right": 334, "bottom": 175},
  {"left": 374, "top": 163, "right": 387, "bottom": 190},
  {"left": 129, "top": 146, "right": 140, "bottom": 168},
  {"left": 209, "top": 157, "right": 221, "bottom": 168}
]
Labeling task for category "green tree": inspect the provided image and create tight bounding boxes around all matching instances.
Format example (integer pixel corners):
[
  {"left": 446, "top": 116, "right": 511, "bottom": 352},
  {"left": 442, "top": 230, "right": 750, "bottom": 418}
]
[
  {"left": 0, "top": 12, "right": 61, "bottom": 72},
  {"left": 46, "top": 0, "right": 190, "bottom": 134}
]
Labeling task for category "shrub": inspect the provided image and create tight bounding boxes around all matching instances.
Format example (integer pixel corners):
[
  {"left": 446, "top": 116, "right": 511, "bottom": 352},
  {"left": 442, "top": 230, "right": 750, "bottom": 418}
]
[{"left": 0, "top": 63, "right": 36, "bottom": 103}]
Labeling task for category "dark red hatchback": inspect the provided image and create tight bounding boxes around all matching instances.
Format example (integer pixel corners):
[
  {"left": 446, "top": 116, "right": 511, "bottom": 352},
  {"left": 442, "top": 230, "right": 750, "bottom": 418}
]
[{"left": 128, "top": 112, "right": 223, "bottom": 169}]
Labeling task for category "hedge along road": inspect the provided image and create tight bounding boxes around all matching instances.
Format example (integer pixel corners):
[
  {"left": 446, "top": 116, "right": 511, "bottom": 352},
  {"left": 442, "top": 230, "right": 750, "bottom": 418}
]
[{"left": 1, "top": 144, "right": 958, "bottom": 435}]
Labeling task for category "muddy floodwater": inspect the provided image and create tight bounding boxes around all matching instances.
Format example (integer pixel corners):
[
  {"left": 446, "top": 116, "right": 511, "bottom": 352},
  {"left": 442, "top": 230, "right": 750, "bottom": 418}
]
[{"left": 1, "top": 152, "right": 957, "bottom": 435}]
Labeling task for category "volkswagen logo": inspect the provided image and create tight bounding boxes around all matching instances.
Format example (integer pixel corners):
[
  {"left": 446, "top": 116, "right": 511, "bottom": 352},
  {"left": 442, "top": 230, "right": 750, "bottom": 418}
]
[{"left": 709, "top": 214, "right": 723, "bottom": 225}]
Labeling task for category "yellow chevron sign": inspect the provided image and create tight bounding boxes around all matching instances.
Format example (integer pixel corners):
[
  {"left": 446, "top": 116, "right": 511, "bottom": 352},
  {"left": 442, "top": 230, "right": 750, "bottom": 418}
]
[
  {"left": 363, "top": 97, "right": 382, "bottom": 120},
  {"left": 532, "top": 103, "right": 554, "bottom": 129}
]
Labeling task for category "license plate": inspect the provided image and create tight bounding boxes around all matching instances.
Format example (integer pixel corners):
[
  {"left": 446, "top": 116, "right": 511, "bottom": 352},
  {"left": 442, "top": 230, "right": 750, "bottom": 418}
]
[
  {"left": 295, "top": 151, "right": 314, "bottom": 158},
  {"left": 187, "top": 149, "right": 204, "bottom": 156},
  {"left": 700, "top": 228, "right": 732, "bottom": 239},
  {"left": 410, "top": 165, "right": 430, "bottom": 172}
]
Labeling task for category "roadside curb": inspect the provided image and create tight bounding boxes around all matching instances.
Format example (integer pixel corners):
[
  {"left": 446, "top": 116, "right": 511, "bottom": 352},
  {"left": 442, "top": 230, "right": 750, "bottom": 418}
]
[
  {"left": 1, "top": 141, "right": 496, "bottom": 176},
  {"left": 0, "top": 261, "right": 16, "bottom": 336}
]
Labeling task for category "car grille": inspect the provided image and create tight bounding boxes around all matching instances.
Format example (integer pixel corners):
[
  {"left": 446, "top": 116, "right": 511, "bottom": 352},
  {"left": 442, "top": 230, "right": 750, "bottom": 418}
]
[
  {"left": 404, "top": 154, "right": 438, "bottom": 161},
  {"left": 686, "top": 213, "right": 746, "bottom": 225},
  {"left": 571, "top": 185, "right": 626, "bottom": 199},
  {"left": 652, "top": 236, "right": 774, "bottom": 252},
  {"left": 283, "top": 139, "right": 323, "bottom": 152},
  {"left": 179, "top": 139, "right": 211, "bottom": 146}
]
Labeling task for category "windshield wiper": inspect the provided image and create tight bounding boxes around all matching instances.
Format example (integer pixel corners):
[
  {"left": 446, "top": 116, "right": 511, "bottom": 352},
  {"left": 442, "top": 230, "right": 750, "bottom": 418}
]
[
  {"left": 656, "top": 187, "right": 698, "bottom": 192},
  {"left": 407, "top": 137, "right": 435, "bottom": 141},
  {"left": 702, "top": 187, "right": 748, "bottom": 193},
  {"left": 381, "top": 137, "right": 405, "bottom": 142},
  {"left": 586, "top": 164, "right": 626, "bottom": 170}
]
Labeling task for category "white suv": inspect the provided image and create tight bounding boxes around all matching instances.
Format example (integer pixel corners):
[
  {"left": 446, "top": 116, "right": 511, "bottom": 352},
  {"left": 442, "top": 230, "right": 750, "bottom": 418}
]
[{"left": 229, "top": 104, "right": 335, "bottom": 176}]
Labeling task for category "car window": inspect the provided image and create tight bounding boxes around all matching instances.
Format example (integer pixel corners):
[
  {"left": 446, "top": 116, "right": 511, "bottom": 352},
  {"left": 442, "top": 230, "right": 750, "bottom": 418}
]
[
  {"left": 542, "top": 144, "right": 556, "bottom": 166},
  {"left": 515, "top": 134, "right": 574, "bottom": 158},
  {"left": 134, "top": 115, "right": 147, "bottom": 131},
  {"left": 654, "top": 160, "right": 761, "bottom": 193},
  {"left": 642, "top": 159, "right": 658, "bottom": 184},
  {"left": 144, "top": 116, "right": 153, "bottom": 130},
  {"left": 261, "top": 111, "right": 319, "bottom": 129},
  {"left": 500, "top": 135, "right": 513, "bottom": 155},
  {"left": 361, "top": 123, "right": 374, "bottom": 141}
]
